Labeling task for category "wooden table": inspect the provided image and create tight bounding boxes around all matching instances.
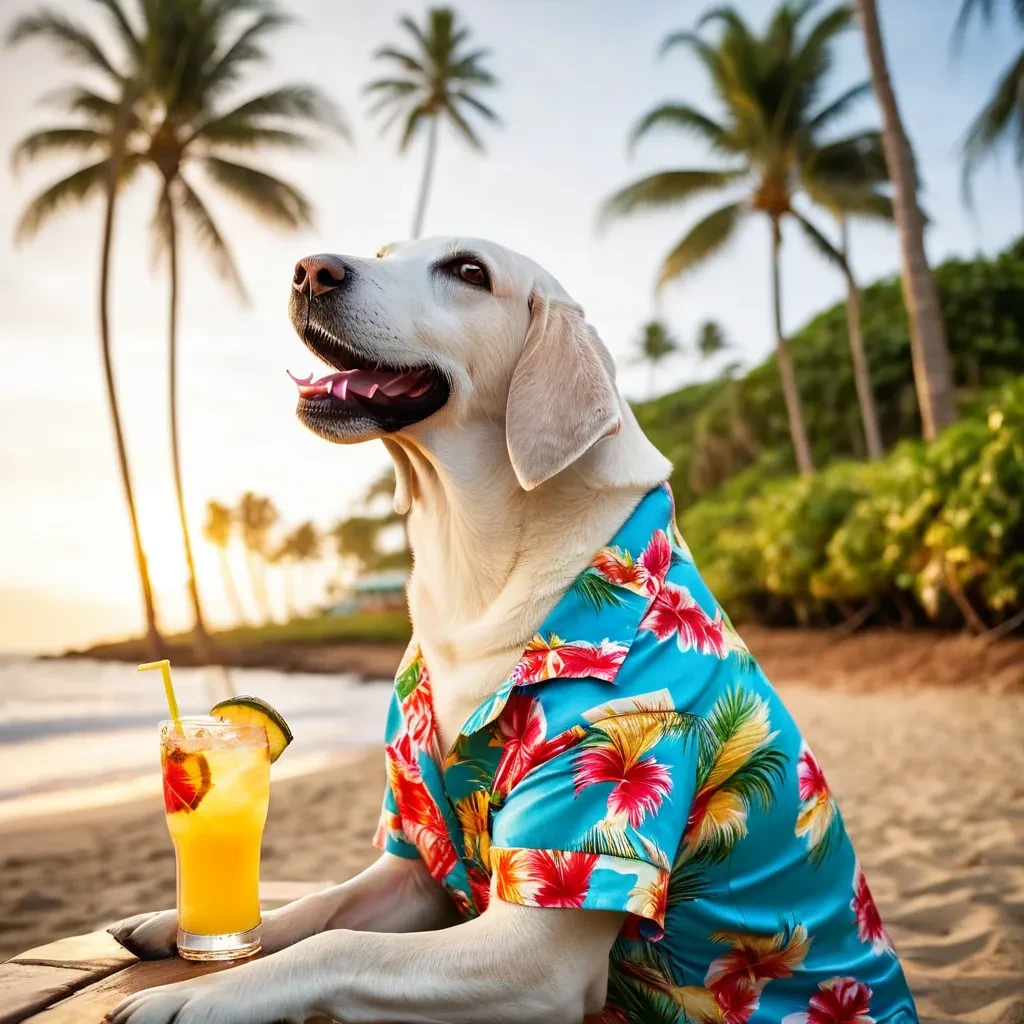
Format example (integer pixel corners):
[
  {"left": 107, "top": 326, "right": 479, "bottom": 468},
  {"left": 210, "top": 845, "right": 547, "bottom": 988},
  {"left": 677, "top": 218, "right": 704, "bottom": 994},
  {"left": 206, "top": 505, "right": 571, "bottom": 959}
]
[{"left": 1, "top": 882, "right": 335, "bottom": 1024}]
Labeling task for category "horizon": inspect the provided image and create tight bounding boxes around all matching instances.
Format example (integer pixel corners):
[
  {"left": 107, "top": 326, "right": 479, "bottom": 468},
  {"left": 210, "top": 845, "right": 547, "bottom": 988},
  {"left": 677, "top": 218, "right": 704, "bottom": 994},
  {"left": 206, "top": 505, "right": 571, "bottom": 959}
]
[{"left": 1, "top": 0, "right": 1021, "bottom": 655}]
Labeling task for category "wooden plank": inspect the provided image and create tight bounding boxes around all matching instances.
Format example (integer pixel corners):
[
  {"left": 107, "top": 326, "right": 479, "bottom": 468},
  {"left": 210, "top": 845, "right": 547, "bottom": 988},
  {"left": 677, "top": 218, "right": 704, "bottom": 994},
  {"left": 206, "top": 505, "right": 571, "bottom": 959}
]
[
  {"left": 24, "top": 957, "right": 245, "bottom": 1023},
  {"left": 23, "top": 955, "right": 338, "bottom": 1023},
  {"left": 0, "top": 963, "right": 95, "bottom": 1024},
  {"left": 9, "top": 928, "right": 138, "bottom": 975}
]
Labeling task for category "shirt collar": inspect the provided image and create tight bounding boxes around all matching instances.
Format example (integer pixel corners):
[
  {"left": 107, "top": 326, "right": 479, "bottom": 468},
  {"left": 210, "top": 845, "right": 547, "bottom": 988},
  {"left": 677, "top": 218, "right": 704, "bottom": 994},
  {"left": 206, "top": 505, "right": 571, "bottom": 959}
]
[{"left": 453, "top": 483, "right": 678, "bottom": 739}]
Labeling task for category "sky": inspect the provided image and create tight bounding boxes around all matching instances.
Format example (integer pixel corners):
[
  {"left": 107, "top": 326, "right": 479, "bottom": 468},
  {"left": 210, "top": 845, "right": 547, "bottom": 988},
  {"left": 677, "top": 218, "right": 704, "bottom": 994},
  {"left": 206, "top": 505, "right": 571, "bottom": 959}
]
[{"left": 0, "top": 0, "right": 1021, "bottom": 654}]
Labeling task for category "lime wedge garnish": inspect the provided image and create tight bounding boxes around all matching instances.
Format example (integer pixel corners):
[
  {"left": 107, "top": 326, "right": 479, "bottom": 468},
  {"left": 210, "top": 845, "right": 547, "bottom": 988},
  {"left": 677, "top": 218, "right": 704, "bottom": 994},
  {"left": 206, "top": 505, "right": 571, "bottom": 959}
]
[{"left": 210, "top": 695, "right": 293, "bottom": 763}]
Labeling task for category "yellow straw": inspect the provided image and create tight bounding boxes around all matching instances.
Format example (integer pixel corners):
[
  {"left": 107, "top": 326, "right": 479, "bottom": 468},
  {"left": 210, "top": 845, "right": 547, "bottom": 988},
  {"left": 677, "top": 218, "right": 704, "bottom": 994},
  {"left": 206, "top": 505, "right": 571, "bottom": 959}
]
[{"left": 139, "top": 660, "right": 180, "bottom": 726}]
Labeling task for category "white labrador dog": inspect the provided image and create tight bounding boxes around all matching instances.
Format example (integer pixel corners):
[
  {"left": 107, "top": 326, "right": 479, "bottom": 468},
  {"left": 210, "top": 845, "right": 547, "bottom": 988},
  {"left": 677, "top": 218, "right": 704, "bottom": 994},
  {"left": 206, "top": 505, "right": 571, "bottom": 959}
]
[{"left": 107, "top": 237, "right": 671, "bottom": 1024}]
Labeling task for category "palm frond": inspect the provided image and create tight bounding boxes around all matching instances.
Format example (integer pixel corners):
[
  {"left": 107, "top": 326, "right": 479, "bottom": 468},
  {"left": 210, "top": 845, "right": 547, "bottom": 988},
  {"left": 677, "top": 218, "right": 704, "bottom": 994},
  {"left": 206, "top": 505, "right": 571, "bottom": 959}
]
[
  {"left": 200, "top": 11, "right": 291, "bottom": 96},
  {"left": 196, "top": 86, "right": 349, "bottom": 141},
  {"left": 629, "top": 103, "right": 735, "bottom": 156},
  {"left": 88, "top": 0, "right": 140, "bottom": 58},
  {"left": 666, "top": 857, "right": 709, "bottom": 906},
  {"left": 791, "top": 210, "right": 845, "bottom": 271},
  {"left": 363, "top": 77, "right": 421, "bottom": 97},
  {"left": 571, "top": 569, "right": 626, "bottom": 612},
  {"left": 961, "top": 47, "right": 1024, "bottom": 198},
  {"left": 40, "top": 86, "right": 119, "bottom": 121},
  {"left": 14, "top": 158, "right": 111, "bottom": 241},
  {"left": 398, "top": 14, "right": 432, "bottom": 57},
  {"left": 577, "top": 824, "right": 642, "bottom": 860},
  {"left": 398, "top": 106, "right": 428, "bottom": 151},
  {"left": 6, "top": 10, "right": 120, "bottom": 80},
  {"left": 202, "top": 156, "right": 312, "bottom": 228},
  {"left": 176, "top": 176, "right": 246, "bottom": 299},
  {"left": 723, "top": 743, "right": 789, "bottom": 811},
  {"left": 372, "top": 45, "right": 426, "bottom": 74},
  {"left": 807, "top": 80, "right": 872, "bottom": 133},
  {"left": 599, "top": 170, "right": 744, "bottom": 227},
  {"left": 657, "top": 201, "right": 744, "bottom": 288},
  {"left": 452, "top": 91, "right": 501, "bottom": 124},
  {"left": 442, "top": 98, "right": 484, "bottom": 150},
  {"left": 10, "top": 127, "right": 107, "bottom": 172}
]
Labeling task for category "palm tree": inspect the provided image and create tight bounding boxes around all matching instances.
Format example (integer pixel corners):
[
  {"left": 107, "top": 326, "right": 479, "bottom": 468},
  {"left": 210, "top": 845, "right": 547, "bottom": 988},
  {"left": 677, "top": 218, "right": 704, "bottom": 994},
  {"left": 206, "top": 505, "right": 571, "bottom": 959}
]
[
  {"left": 696, "top": 320, "right": 729, "bottom": 362},
  {"left": 237, "top": 492, "right": 278, "bottom": 625},
  {"left": 955, "top": 0, "right": 1024, "bottom": 214},
  {"left": 365, "top": 7, "right": 498, "bottom": 238},
  {"left": 7, "top": 4, "right": 163, "bottom": 656},
  {"left": 203, "top": 500, "right": 248, "bottom": 627},
  {"left": 278, "top": 521, "right": 321, "bottom": 614},
  {"left": 856, "top": 0, "right": 957, "bottom": 439},
  {"left": 602, "top": 2, "right": 895, "bottom": 475},
  {"left": 10, "top": 1, "right": 346, "bottom": 657},
  {"left": 633, "top": 320, "right": 682, "bottom": 395}
]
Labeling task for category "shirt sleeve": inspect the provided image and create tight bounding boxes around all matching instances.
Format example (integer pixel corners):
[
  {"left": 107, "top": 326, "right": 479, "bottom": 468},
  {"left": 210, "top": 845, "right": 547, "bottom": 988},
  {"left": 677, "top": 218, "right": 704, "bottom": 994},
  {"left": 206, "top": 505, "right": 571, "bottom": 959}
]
[{"left": 489, "top": 712, "right": 700, "bottom": 937}]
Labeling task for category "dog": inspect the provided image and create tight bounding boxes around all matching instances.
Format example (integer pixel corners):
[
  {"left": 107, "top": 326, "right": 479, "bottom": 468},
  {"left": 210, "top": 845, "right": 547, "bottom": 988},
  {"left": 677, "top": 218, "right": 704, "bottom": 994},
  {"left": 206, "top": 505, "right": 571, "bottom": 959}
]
[{"left": 108, "top": 238, "right": 918, "bottom": 1024}]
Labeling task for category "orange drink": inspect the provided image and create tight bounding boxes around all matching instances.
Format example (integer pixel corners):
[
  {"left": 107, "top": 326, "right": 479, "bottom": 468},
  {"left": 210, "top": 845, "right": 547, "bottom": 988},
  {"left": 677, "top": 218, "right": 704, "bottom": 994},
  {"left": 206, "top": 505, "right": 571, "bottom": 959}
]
[{"left": 160, "top": 716, "right": 270, "bottom": 961}]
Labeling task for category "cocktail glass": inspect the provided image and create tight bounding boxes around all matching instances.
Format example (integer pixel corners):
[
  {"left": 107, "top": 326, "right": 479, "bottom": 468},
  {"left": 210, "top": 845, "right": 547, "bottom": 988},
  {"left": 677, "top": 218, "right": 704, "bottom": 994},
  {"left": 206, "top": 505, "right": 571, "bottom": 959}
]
[{"left": 160, "top": 716, "right": 270, "bottom": 961}]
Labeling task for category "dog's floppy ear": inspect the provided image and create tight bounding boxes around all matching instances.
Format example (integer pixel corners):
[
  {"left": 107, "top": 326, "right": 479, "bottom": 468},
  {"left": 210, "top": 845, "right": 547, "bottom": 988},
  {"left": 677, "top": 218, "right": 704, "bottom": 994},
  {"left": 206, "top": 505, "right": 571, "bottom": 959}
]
[{"left": 506, "top": 292, "right": 621, "bottom": 491}]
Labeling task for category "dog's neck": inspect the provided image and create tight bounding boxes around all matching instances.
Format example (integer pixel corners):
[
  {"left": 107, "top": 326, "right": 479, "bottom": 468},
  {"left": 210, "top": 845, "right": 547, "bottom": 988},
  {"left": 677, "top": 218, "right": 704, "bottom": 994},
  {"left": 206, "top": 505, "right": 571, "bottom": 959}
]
[{"left": 384, "top": 422, "right": 658, "bottom": 748}]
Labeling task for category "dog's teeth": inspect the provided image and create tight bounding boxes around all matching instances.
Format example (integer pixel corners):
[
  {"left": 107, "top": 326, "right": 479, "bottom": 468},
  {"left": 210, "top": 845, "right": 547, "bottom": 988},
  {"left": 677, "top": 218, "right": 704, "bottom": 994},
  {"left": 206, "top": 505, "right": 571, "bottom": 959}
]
[{"left": 325, "top": 380, "right": 334, "bottom": 395}]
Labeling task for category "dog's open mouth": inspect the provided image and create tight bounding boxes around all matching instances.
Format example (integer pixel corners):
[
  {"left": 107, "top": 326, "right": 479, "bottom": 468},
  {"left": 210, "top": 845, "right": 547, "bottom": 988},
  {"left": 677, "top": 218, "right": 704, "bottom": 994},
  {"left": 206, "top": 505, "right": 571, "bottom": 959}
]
[{"left": 290, "top": 322, "right": 450, "bottom": 441}]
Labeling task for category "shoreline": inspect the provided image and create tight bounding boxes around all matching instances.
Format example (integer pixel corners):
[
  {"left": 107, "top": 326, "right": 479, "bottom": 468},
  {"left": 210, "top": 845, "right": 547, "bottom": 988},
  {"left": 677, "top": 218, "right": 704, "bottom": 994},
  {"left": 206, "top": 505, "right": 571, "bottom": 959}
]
[
  {"left": 55, "top": 625, "right": 1024, "bottom": 691},
  {"left": 51, "top": 638, "right": 407, "bottom": 679}
]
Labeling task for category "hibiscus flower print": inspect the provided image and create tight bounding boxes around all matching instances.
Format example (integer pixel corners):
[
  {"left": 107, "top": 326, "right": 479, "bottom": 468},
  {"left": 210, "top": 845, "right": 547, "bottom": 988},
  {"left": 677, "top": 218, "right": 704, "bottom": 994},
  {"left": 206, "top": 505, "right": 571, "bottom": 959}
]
[
  {"left": 491, "top": 848, "right": 598, "bottom": 909},
  {"left": 640, "top": 582, "right": 728, "bottom": 657},
  {"left": 490, "top": 692, "right": 585, "bottom": 799},
  {"left": 851, "top": 863, "right": 893, "bottom": 954},
  {"left": 515, "top": 634, "right": 629, "bottom": 685},
  {"left": 795, "top": 742, "right": 841, "bottom": 865},
  {"left": 781, "top": 977, "right": 875, "bottom": 1024},
  {"left": 591, "top": 529, "right": 673, "bottom": 597},
  {"left": 384, "top": 740, "right": 459, "bottom": 884},
  {"left": 572, "top": 714, "right": 672, "bottom": 829}
]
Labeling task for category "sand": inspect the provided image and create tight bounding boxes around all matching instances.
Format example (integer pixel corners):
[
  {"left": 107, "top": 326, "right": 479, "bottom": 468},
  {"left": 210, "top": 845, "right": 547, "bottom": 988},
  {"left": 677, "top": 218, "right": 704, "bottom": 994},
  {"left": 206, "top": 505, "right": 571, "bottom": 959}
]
[{"left": 2, "top": 684, "right": 1022, "bottom": 1024}]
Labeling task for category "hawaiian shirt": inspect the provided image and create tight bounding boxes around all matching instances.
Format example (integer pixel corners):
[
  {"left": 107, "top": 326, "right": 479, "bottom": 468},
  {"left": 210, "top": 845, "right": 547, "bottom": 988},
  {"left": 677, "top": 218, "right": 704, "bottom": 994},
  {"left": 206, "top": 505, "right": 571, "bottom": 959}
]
[{"left": 373, "top": 484, "right": 919, "bottom": 1024}]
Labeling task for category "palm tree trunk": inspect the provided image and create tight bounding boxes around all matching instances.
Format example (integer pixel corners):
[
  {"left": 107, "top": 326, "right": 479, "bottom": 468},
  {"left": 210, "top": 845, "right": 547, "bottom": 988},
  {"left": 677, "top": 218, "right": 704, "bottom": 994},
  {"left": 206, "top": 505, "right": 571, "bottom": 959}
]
[
  {"left": 770, "top": 219, "right": 815, "bottom": 475},
  {"left": 101, "top": 93, "right": 163, "bottom": 658},
  {"left": 411, "top": 114, "right": 440, "bottom": 239},
  {"left": 218, "top": 549, "right": 248, "bottom": 626},
  {"left": 856, "top": 0, "right": 957, "bottom": 440},
  {"left": 839, "top": 219, "right": 884, "bottom": 460},
  {"left": 164, "top": 184, "right": 211, "bottom": 660}
]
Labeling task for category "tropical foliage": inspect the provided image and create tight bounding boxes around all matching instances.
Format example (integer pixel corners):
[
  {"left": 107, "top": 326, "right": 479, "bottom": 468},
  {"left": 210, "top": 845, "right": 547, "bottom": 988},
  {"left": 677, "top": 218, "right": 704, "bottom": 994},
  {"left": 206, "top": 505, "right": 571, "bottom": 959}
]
[
  {"left": 678, "top": 374, "right": 1024, "bottom": 631},
  {"left": 636, "top": 238, "right": 1024, "bottom": 508},
  {"left": 365, "top": 6, "right": 498, "bottom": 237}
]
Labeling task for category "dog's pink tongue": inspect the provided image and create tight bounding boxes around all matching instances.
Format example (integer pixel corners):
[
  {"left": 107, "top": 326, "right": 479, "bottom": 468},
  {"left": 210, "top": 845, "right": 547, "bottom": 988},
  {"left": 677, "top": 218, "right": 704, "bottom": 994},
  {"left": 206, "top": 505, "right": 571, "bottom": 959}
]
[{"left": 287, "top": 368, "right": 430, "bottom": 401}]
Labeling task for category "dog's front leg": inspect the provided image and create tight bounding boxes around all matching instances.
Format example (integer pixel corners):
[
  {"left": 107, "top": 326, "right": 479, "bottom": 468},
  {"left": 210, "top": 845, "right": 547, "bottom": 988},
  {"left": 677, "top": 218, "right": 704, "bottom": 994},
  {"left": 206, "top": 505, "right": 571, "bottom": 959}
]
[
  {"left": 108, "top": 898, "right": 623, "bottom": 1024},
  {"left": 109, "top": 853, "right": 456, "bottom": 960}
]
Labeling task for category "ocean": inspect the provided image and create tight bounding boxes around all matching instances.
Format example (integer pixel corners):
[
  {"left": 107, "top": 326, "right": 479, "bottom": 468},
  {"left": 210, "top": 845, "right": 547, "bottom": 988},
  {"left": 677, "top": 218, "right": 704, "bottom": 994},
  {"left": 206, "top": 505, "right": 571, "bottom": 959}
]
[{"left": 0, "top": 656, "right": 393, "bottom": 825}]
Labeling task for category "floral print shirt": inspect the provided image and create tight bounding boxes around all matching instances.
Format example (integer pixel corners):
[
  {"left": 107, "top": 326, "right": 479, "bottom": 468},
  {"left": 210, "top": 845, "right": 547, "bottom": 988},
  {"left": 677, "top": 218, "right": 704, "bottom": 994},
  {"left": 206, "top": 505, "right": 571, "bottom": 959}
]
[{"left": 373, "top": 484, "right": 919, "bottom": 1024}]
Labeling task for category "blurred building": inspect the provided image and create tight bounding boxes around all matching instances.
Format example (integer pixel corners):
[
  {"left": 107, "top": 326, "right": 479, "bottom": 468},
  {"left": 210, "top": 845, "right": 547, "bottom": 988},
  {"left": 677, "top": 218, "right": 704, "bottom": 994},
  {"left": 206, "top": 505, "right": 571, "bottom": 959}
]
[{"left": 326, "top": 570, "right": 408, "bottom": 615}]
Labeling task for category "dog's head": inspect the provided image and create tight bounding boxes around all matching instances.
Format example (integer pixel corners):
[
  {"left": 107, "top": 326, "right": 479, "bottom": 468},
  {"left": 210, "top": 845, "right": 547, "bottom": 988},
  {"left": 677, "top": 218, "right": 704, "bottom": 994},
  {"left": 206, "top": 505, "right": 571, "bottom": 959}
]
[{"left": 287, "top": 236, "right": 652, "bottom": 492}]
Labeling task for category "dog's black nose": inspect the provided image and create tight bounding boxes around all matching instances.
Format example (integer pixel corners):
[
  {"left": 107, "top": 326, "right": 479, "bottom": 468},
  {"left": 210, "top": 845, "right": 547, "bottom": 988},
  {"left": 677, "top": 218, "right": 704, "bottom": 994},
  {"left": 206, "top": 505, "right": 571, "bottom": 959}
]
[{"left": 293, "top": 254, "right": 346, "bottom": 297}]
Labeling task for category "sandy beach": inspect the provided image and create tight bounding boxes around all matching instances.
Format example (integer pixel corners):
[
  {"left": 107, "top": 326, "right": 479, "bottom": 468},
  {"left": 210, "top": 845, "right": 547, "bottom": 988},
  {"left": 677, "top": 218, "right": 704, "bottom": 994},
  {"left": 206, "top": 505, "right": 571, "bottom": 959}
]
[{"left": 2, "top": 677, "right": 1023, "bottom": 1024}]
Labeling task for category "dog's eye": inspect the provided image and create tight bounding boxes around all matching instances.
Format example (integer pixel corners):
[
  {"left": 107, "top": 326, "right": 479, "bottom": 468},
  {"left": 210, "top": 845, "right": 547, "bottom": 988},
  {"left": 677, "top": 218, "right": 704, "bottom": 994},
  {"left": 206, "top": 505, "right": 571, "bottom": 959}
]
[
  {"left": 458, "top": 262, "right": 487, "bottom": 287},
  {"left": 440, "top": 258, "right": 490, "bottom": 290}
]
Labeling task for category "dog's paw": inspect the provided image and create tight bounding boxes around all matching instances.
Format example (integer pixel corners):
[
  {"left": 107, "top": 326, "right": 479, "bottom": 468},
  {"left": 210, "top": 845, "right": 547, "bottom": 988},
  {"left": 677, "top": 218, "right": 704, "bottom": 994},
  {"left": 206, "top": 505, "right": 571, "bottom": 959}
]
[{"left": 107, "top": 909, "right": 178, "bottom": 959}]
